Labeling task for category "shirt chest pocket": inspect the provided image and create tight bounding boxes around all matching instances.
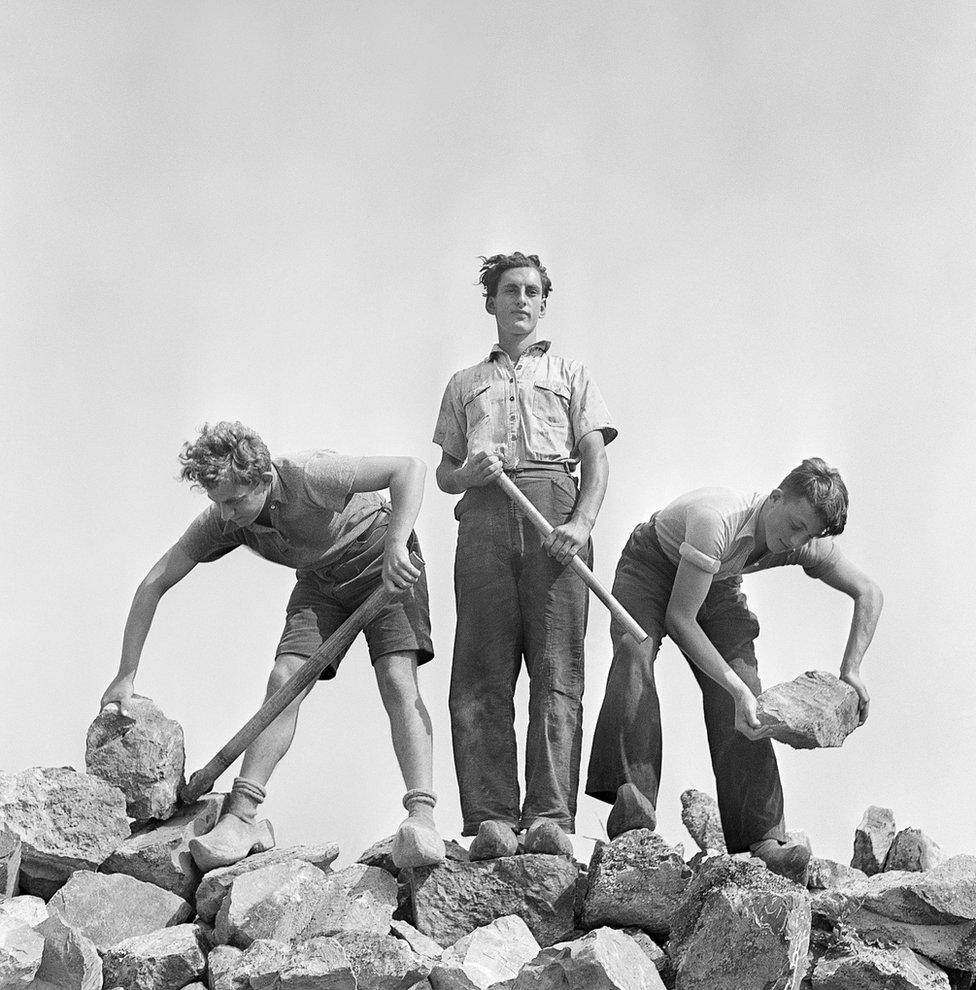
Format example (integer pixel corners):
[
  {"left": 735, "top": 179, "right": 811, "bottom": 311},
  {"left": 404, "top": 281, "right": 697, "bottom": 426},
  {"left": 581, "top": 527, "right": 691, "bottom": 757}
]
[
  {"left": 462, "top": 380, "right": 493, "bottom": 430},
  {"left": 533, "top": 379, "right": 571, "bottom": 426}
]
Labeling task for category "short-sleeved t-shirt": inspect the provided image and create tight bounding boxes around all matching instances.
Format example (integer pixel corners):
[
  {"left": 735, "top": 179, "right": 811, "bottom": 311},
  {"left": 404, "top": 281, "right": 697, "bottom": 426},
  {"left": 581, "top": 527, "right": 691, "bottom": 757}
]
[
  {"left": 653, "top": 487, "right": 838, "bottom": 581},
  {"left": 432, "top": 340, "right": 617, "bottom": 470},
  {"left": 177, "top": 450, "right": 386, "bottom": 573}
]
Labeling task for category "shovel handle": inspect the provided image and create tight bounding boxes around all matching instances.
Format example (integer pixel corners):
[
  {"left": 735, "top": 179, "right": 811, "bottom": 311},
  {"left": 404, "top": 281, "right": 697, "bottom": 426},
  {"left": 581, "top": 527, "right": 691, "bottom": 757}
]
[
  {"left": 494, "top": 472, "right": 647, "bottom": 644},
  {"left": 181, "top": 551, "right": 424, "bottom": 804}
]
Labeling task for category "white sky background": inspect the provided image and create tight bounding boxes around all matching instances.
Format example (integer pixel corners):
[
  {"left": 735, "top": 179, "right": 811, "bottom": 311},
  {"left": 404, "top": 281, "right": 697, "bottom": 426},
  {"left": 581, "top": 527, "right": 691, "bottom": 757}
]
[{"left": 2, "top": 2, "right": 973, "bottom": 867}]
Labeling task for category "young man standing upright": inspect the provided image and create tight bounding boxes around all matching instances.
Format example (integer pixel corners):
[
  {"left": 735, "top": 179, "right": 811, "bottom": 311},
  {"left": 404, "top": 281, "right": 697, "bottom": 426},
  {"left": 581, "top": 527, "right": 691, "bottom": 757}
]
[
  {"left": 433, "top": 253, "right": 617, "bottom": 858},
  {"left": 586, "top": 459, "right": 883, "bottom": 880},
  {"left": 100, "top": 422, "right": 445, "bottom": 872}
]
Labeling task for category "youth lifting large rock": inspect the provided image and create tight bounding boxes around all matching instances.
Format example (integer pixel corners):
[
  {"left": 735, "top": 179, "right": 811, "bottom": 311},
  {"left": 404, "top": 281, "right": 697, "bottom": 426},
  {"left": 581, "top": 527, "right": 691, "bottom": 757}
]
[{"left": 755, "top": 671, "right": 860, "bottom": 749}]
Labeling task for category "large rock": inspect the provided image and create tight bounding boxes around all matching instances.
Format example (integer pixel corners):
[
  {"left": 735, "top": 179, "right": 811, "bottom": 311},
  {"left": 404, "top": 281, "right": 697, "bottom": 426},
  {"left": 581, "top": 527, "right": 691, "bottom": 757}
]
[
  {"left": 667, "top": 855, "right": 812, "bottom": 990},
  {"left": 806, "top": 858, "right": 866, "bottom": 891},
  {"left": 409, "top": 855, "right": 578, "bottom": 949},
  {"left": 0, "top": 767, "right": 130, "bottom": 899},
  {"left": 196, "top": 843, "right": 339, "bottom": 924},
  {"left": 334, "top": 930, "right": 430, "bottom": 989},
  {"left": 45, "top": 871, "right": 192, "bottom": 951},
  {"left": 679, "top": 790, "right": 726, "bottom": 854},
  {"left": 582, "top": 829, "right": 691, "bottom": 936},
  {"left": 513, "top": 927, "right": 666, "bottom": 990},
  {"left": 430, "top": 915, "right": 540, "bottom": 990},
  {"left": 1, "top": 826, "right": 22, "bottom": 897},
  {"left": 29, "top": 914, "right": 102, "bottom": 990},
  {"left": 811, "top": 928, "right": 950, "bottom": 989},
  {"left": 391, "top": 920, "right": 443, "bottom": 961},
  {"left": 0, "top": 896, "right": 48, "bottom": 929},
  {"left": 278, "top": 936, "right": 356, "bottom": 990},
  {"left": 755, "top": 671, "right": 859, "bottom": 749},
  {"left": 215, "top": 861, "right": 396, "bottom": 949},
  {"left": 852, "top": 806, "right": 897, "bottom": 876},
  {"left": 101, "top": 923, "right": 206, "bottom": 990},
  {"left": 812, "top": 855, "right": 976, "bottom": 970},
  {"left": 0, "top": 918, "right": 44, "bottom": 989},
  {"left": 100, "top": 794, "right": 224, "bottom": 899},
  {"left": 884, "top": 828, "right": 946, "bottom": 873},
  {"left": 85, "top": 696, "right": 186, "bottom": 822}
]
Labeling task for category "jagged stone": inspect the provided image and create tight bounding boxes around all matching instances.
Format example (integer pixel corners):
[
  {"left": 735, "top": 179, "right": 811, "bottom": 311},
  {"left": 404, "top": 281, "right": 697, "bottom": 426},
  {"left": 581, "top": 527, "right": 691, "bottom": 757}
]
[
  {"left": 409, "top": 854, "right": 578, "bottom": 949},
  {"left": 0, "top": 895, "right": 47, "bottom": 929},
  {"left": 45, "top": 870, "right": 192, "bottom": 951},
  {"left": 679, "top": 790, "right": 726, "bottom": 854},
  {"left": 620, "top": 928, "right": 666, "bottom": 971},
  {"left": 29, "top": 914, "right": 102, "bottom": 990},
  {"left": 205, "top": 944, "right": 245, "bottom": 990},
  {"left": 206, "top": 939, "right": 288, "bottom": 990},
  {"left": 0, "top": 767, "right": 129, "bottom": 899},
  {"left": 513, "top": 926, "right": 666, "bottom": 990},
  {"left": 667, "top": 855, "right": 812, "bottom": 990},
  {"left": 807, "top": 858, "right": 866, "bottom": 891},
  {"left": 1, "top": 826, "right": 22, "bottom": 897},
  {"left": 852, "top": 806, "right": 897, "bottom": 876},
  {"left": 85, "top": 695, "right": 186, "bottom": 822},
  {"left": 359, "top": 836, "right": 468, "bottom": 876},
  {"left": 278, "top": 936, "right": 356, "bottom": 990},
  {"left": 430, "top": 914, "right": 540, "bottom": 990},
  {"left": 755, "top": 671, "right": 859, "bottom": 749},
  {"left": 301, "top": 864, "right": 399, "bottom": 939},
  {"left": 100, "top": 794, "right": 224, "bottom": 900},
  {"left": 196, "top": 843, "right": 339, "bottom": 924},
  {"left": 391, "top": 919, "right": 444, "bottom": 960},
  {"left": 0, "top": 917, "right": 44, "bottom": 989},
  {"left": 788, "top": 830, "right": 814, "bottom": 855},
  {"left": 101, "top": 923, "right": 205, "bottom": 990},
  {"left": 334, "top": 930, "right": 430, "bottom": 989},
  {"left": 811, "top": 928, "right": 951, "bottom": 989},
  {"left": 582, "top": 829, "right": 691, "bottom": 936},
  {"left": 885, "top": 828, "right": 946, "bottom": 873},
  {"left": 812, "top": 855, "right": 976, "bottom": 970}
]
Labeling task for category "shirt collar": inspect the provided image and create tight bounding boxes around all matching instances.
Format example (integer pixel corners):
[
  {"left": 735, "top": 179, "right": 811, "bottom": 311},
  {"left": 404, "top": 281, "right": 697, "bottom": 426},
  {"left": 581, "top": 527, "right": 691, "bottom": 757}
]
[
  {"left": 486, "top": 339, "right": 552, "bottom": 362},
  {"left": 736, "top": 493, "right": 769, "bottom": 544}
]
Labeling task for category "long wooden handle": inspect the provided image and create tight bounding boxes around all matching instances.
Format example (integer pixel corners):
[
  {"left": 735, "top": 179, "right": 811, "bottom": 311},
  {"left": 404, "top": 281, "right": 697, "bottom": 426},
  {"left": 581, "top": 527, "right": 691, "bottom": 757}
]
[
  {"left": 494, "top": 472, "right": 648, "bottom": 644},
  {"left": 181, "top": 551, "right": 424, "bottom": 804}
]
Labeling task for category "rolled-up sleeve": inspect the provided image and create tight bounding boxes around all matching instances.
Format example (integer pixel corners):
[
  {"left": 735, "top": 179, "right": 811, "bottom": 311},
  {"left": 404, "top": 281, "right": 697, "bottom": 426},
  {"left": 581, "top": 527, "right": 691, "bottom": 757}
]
[
  {"left": 795, "top": 537, "right": 839, "bottom": 577},
  {"left": 679, "top": 507, "right": 725, "bottom": 574},
  {"left": 432, "top": 375, "right": 468, "bottom": 462},
  {"left": 569, "top": 363, "right": 617, "bottom": 451},
  {"left": 176, "top": 506, "right": 241, "bottom": 563}
]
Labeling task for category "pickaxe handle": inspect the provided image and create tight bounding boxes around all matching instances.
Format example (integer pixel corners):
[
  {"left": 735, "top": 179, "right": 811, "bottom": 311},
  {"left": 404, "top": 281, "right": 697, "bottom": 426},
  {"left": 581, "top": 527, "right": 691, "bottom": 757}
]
[
  {"left": 494, "top": 472, "right": 648, "bottom": 644},
  {"left": 180, "top": 551, "right": 424, "bottom": 804}
]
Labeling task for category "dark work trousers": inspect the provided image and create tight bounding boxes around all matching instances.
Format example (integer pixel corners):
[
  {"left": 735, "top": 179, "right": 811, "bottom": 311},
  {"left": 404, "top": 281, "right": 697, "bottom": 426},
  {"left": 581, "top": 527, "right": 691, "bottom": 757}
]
[
  {"left": 450, "top": 468, "right": 591, "bottom": 836},
  {"left": 585, "top": 517, "right": 785, "bottom": 853}
]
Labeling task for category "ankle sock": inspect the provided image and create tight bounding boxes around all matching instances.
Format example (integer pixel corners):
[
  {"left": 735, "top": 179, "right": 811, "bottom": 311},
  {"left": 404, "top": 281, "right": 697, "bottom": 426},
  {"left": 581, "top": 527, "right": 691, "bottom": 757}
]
[{"left": 225, "top": 776, "right": 267, "bottom": 824}]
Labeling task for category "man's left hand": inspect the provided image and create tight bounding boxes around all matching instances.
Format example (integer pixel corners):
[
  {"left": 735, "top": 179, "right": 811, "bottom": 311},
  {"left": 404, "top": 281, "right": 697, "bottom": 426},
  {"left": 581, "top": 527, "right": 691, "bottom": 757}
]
[
  {"left": 841, "top": 670, "right": 870, "bottom": 725},
  {"left": 382, "top": 542, "right": 421, "bottom": 594},
  {"left": 544, "top": 516, "right": 592, "bottom": 564}
]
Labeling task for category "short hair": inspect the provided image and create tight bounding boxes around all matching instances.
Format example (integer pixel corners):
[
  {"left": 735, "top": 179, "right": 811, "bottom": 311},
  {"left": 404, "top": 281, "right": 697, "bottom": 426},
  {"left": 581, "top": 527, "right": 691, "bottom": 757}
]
[
  {"left": 778, "top": 457, "right": 849, "bottom": 537},
  {"left": 478, "top": 253, "right": 553, "bottom": 299},
  {"left": 179, "top": 421, "right": 271, "bottom": 490}
]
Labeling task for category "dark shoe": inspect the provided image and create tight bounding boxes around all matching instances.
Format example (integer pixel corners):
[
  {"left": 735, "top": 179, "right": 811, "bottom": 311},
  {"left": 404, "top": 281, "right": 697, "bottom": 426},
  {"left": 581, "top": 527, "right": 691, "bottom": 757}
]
[
  {"left": 606, "top": 783, "right": 657, "bottom": 840},
  {"left": 468, "top": 820, "right": 519, "bottom": 861},
  {"left": 523, "top": 820, "right": 574, "bottom": 857},
  {"left": 750, "top": 838, "right": 812, "bottom": 884}
]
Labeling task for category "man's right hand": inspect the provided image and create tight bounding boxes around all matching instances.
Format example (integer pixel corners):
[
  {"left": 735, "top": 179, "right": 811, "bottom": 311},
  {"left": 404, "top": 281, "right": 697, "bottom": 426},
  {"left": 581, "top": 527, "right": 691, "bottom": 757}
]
[
  {"left": 100, "top": 673, "right": 135, "bottom": 717},
  {"left": 733, "top": 689, "right": 768, "bottom": 741},
  {"left": 461, "top": 451, "right": 504, "bottom": 489}
]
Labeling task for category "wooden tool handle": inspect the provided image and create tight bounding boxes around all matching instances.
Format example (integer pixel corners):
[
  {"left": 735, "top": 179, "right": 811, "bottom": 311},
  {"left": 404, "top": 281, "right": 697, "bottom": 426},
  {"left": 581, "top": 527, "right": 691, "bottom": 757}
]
[
  {"left": 494, "top": 472, "right": 648, "bottom": 644},
  {"left": 181, "top": 551, "right": 424, "bottom": 804}
]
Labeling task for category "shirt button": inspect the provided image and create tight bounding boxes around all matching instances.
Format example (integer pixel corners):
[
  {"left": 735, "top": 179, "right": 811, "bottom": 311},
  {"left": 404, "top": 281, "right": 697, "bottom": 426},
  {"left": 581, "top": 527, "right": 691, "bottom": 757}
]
[{"left": 509, "top": 395, "right": 515, "bottom": 401}]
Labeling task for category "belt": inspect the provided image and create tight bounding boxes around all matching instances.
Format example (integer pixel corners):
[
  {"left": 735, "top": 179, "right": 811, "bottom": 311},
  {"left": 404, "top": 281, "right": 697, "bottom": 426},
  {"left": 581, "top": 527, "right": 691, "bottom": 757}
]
[{"left": 504, "top": 461, "right": 572, "bottom": 475}]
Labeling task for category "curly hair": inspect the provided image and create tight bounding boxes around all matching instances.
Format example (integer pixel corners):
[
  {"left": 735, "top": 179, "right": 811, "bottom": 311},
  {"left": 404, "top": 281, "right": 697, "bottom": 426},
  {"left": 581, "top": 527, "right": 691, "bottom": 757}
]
[
  {"left": 178, "top": 421, "right": 271, "bottom": 490},
  {"left": 778, "top": 457, "right": 849, "bottom": 537},
  {"left": 478, "top": 252, "right": 553, "bottom": 299}
]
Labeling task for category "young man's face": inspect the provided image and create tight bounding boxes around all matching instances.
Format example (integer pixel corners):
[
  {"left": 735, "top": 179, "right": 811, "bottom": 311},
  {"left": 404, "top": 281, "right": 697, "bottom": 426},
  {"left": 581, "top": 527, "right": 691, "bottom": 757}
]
[
  {"left": 206, "top": 472, "right": 272, "bottom": 527},
  {"left": 763, "top": 492, "right": 825, "bottom": 553},
  {"left": 486, "top": 267, "right": 547, "bottom": 338}
]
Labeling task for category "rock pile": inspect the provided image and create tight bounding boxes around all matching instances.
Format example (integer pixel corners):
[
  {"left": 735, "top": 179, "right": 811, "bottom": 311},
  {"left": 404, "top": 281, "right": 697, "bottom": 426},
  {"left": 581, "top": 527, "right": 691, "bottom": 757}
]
[{"left": 0, "top": 699, "right": 972, "bottom": 990}]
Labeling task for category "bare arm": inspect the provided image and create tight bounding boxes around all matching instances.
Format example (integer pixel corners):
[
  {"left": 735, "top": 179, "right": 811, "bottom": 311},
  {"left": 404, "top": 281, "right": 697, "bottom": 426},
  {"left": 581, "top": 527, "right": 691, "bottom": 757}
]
[
  {"left": 545, "top": 429, "right": 608, "bottom": 563},
  {"left": 665, "top": 559, "right": 767, "bottom": 739},
  {"left": 351, "top": 455, "right": 427, "bottom": 593},
  {"left": 811, "top": 551, "right": 884, "bottom": 723},
  {"left": 100, "top": 545, "right": 198, "bottom": 715}
]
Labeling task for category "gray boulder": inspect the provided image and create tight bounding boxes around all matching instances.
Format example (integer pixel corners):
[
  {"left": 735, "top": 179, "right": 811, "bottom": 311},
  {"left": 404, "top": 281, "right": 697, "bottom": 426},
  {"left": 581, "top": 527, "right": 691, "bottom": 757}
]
[
  {"left": 409, "top": 855, "right": 578, "bottom": 949},
  {"left": 333, "top": 930, "right": 430, "bottom": 989},
  {"left": 29, "top": 914, "right": 102, "bottom": 990},
  {"left": 679, "top": 789, "right": 726, "bottom": 854},
  {"left": 582, "top": 829, "right": 691, "bottom": 936},
  {"left": 278, "top": 936, "right": 356, "bottom": 990},
  {"left": 0, "top": 767, "right": 129, "bottom": 899},
  {"left": 513, "top": 927, "right": 666, "bottom": 990},
  {"left": 196, "top": 843, "right": 339, "bottom": 924},
  {"left": 811, "top": 928, "right": 950, "bottom": 989},
  {"left": 1, "top": 826, "right": 21, "bottom": 897},
  {"left": 0, "top": 917, "right": 44, "bottom": 989},
  {"left": 667, "top": 855, "right": 812, "bottom": 990},
  {"left": 101, "top": 923, "right": 206, "bottom": 990},
  {"left": 884, "top": 828, "right": 946, "bottom": 873},
  {"left": 100, "top": 793, "right": 224, "bottom": 899},
  {"left": 85, "top": 695, "right": 186, "bottom": 822},
  {"left": 391, "top": 919, "right": 443, "bottom": 961},
  {"left": 806, "top": 857, "right": 866, "bottom": 891},
  {"left": 45, "top": 871, "right": 192, "bottom": 952},
  {"left": 755, "top": 671, "right": 859, "bottom": 749},
  {"left": 430, "top": 915, "right": 540, "bottom": 990},
  {"left": 851, "top": 806, "right": 897, "bottom": 876},
  {"left": 0, "top": 896, "right": 48, "bottom": 929},
  {"left": 302, "top": 864, "right": 399, "bottom": 939}
]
